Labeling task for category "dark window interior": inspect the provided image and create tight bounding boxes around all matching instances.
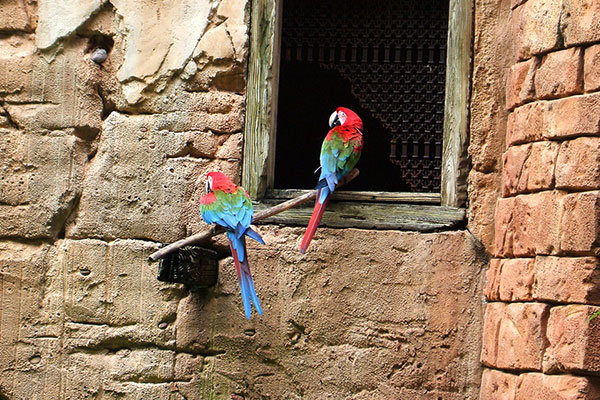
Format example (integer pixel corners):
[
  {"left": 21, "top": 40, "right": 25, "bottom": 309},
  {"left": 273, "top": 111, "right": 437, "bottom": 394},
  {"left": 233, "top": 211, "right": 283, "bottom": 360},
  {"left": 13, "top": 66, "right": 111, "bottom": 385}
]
[{"left": 274, "top": 0, "right": 449, "bottom": 193}]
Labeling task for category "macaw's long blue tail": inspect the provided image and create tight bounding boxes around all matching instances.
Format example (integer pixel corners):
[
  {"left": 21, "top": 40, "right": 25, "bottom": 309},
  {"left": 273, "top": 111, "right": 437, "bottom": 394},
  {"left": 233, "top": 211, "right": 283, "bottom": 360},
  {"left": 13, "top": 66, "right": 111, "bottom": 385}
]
[
  {"left": 227, "top": 232, "right": 263, "bottom": 319},
  {"left": 300, "top": 187, "right": 331, "bottom": 254}
]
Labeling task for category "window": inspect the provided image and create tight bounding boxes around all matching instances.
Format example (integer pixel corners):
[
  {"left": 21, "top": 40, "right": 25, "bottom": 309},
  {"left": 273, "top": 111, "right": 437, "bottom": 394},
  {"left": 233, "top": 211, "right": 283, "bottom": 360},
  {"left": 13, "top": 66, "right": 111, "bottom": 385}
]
[{"left": 242, "top": 0, "right": 472, "bottom": 230}]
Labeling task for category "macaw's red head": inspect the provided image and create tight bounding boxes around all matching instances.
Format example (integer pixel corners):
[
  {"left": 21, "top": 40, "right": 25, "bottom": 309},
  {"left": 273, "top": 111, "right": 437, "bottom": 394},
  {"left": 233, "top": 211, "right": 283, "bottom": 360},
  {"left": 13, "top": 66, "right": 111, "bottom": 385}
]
[
  {"left": 205, "top": 171, "right": 238, "bottom": 194},
  {"left": 329, "top": 107, "right": 363, "bottom": 130}
]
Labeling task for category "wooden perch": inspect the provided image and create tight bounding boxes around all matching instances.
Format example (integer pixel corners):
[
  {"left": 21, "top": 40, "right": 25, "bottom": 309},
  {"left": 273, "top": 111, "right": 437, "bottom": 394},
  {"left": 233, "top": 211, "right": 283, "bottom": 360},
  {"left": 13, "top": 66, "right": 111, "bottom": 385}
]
[{"left": 148, "top": 168, "right": 360, "bottom": 261}]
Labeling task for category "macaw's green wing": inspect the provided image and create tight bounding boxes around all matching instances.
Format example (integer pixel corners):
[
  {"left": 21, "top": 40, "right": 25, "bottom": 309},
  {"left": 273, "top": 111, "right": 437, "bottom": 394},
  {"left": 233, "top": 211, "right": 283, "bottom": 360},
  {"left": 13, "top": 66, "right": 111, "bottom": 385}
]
[
  {"left": 319, "top": 129, "right": 362, "bottom": 191},
  {"left": 201, "top": 188, "right": 254, "bottom": 235}
]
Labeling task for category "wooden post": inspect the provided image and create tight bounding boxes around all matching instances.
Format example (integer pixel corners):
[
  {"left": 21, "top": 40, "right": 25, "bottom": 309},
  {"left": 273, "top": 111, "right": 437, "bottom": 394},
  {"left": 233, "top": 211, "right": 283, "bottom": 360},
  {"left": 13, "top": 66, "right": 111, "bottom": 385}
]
[{"left": 148, "top": 169, "right": 360, "bottom": 262}]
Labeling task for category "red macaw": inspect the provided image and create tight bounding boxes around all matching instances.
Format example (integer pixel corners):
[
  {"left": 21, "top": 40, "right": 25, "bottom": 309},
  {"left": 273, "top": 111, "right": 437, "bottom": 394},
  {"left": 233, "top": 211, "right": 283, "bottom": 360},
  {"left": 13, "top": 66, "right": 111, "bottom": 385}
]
[
  {"left": 300, "top": 107, "right": 363, "bottom": 253},
  {"left": 200, "top": 172, "right": 264, "bottom": 319}
]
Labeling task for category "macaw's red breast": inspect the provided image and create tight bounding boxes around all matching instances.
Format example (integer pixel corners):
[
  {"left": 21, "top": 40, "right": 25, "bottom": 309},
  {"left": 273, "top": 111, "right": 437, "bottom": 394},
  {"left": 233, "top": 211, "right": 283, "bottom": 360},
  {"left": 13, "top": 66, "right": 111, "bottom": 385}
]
[
  {"left": 200, "top": 191, "right": 216, "bottom": 205},
  {"left": 325, "top": 125, "right": 364, "bottom": 150}
]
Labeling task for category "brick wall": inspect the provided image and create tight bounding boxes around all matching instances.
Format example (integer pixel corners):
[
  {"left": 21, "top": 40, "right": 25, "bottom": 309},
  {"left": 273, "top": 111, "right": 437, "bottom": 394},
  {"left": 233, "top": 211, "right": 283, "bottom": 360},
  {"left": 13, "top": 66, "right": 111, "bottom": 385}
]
[{"left": 481, "top": 0, "right": 600, "bottom": 398}]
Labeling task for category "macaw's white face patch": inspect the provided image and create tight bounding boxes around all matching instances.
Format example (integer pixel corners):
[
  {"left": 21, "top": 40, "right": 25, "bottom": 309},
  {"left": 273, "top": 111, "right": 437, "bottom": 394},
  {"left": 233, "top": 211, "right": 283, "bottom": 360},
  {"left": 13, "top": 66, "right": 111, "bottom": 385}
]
[
  {"left": 206, "top": 175, "right": 213, "bottom": 193},
  {"left": 337, "top": 110, "right": 347, "bottom": 126},
  {"left": 329, "top": 110, "right": 347, "bottom": 127}
]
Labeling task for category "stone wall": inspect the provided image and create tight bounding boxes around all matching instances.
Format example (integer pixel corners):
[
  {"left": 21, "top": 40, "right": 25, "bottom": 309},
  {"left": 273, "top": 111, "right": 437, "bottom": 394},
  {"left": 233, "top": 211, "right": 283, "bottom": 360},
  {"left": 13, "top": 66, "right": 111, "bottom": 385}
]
[
  {"left": 0, "top": 1, "right": 490, "bottom": 399},
  {"left": 479, "top": 0, "right": 600, "bottom": 398}
]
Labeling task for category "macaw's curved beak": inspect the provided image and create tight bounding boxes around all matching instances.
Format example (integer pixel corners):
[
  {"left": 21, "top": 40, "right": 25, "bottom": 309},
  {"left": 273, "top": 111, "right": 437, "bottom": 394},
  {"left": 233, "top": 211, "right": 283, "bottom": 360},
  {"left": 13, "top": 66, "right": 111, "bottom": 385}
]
[{"left": 329, "top": 111, "right": 340, "bottom": 128}]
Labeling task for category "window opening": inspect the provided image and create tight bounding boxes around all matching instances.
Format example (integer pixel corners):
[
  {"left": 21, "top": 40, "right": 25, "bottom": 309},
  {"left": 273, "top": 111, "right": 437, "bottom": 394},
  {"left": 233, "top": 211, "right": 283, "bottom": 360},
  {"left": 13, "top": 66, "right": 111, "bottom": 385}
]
[{"left": 275, "top": 0, "right": 450, "bottom": 193}]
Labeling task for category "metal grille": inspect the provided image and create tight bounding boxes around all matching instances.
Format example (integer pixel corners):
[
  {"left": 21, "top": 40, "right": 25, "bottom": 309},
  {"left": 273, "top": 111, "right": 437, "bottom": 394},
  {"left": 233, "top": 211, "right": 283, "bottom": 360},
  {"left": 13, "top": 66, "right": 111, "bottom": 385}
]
[{"left": 280, "top": 0, "right": 448, "bottom": 192}]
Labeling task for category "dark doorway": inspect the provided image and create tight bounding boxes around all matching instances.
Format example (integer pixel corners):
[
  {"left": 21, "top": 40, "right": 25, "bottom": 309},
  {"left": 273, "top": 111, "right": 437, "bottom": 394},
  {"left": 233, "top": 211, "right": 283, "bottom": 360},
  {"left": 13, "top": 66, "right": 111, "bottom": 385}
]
[{"left": 274, "top": 0, "right": 449, "bottom": 193}]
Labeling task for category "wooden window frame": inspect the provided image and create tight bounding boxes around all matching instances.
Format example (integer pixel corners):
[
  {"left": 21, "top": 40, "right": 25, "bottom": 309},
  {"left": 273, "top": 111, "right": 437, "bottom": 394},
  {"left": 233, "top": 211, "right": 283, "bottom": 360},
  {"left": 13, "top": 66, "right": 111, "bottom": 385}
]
[{"left": 242, "top": 0, "right": 472, "bottom": 231}]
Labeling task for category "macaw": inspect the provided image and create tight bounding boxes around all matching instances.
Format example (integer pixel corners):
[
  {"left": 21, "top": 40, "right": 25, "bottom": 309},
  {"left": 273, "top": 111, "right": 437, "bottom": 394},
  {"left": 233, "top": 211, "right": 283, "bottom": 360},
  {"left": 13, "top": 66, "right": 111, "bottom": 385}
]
[
  {"left": 300, "top": 107, "right": 364, "bottom": 254},
  {"left": 200, "top": 171, "right": 265, "bottom": 319}
]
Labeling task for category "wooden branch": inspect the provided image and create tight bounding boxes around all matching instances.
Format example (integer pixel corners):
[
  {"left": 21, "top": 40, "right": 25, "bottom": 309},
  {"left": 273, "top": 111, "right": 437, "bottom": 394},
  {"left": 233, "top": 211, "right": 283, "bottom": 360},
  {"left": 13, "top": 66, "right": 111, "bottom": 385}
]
[{"left": 148, "top": 169, "right": 360, "bottom": 261}]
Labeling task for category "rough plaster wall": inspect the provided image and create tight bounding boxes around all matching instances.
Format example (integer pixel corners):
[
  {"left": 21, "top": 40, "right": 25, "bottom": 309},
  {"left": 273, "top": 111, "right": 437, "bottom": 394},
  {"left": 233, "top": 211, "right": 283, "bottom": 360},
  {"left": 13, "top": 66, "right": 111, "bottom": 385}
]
[
  {"left": 0, "top": 1, "right": 487, "bottom": 399},
  {"left": 467, "top": 0, "right": 516, "bottom": 255}
]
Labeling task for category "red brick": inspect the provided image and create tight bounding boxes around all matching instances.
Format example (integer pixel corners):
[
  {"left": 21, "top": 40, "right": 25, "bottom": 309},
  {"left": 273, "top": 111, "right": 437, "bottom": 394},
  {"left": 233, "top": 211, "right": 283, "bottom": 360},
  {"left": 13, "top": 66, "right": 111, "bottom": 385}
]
[
  {"left": 485, "top": 258, "right": 535, "bottom": 302},
  {"left": 556, "top": 137, "right": 600, "bottom": 191},
  {"left": 584, "top": 44, "right": 600, "bottom": 93},
  {"left": 502, "top": 141, "right": 559, "bottom": 196},
  {"left": 506, "top": 102, "right": 545, "bottom": 146},
  {"left": 495, "top": 192, "right": 563, "bottom": 257},
  {"left": 559, "top": 191, "right": 600, "bottom": 255},
  {"left": 561, "top": 0, "right": 600, "bottom": 47},
  {"left": 534, "top": 48, "right": 584, "bottom": 100},
  {"left": 506, "top": 58, "right": 538, "bottom": 110},
  {"left": 481, "top": 302, "right": 506, "bottom": 367},
  {"left": 482, "top": 302, "right": 549, "bottom": 370},
  {"left": 515, "top": 372, "right": 600, "bottom": 400},
  {"left": 544, "top": 305, "right": 600, "bottom": 374},
  {"left": 512, "top": 0, "right": 562, "bottom": 60},
  {"left": 480, "top": 368, "right": 518, "bottom": 400},
  {"left": 534, "top": 256, "right": 600, "bottom": 305},
  {"left": 543, "top": 93, "right": 600, "bottom": 139}
]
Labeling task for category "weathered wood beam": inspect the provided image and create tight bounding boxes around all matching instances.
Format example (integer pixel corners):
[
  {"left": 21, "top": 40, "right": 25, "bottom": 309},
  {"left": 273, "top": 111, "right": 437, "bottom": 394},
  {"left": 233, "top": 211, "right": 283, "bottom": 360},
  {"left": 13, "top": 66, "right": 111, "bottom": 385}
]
[
  {"left": 266, "top": 189, "right": 441, "bottom": 204},
  {"left": 148, "top": 169, "right": 360, "bottom": 261},
  {"left": 441, "top": 0, "right": 473, "bottom": 207}
]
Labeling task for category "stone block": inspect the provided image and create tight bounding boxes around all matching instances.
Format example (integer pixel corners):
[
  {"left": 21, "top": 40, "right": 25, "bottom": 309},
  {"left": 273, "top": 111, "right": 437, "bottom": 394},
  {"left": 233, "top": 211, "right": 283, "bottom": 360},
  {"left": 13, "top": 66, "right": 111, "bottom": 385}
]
[
  {"left": 506, "top": 102, "right": 545, "bottom": 146},
  {"left": 506, "top": 58, "right": 538, "bottom": 110},
  {"left": 481, "top": 302, "right": 549, "bottom": 370},
  {"left": 108, "top": 349, "right": 175, "bottom": 382},
  {"left": 544, "top": 305, "right": 600, "bottom": 373},
  {"left": 197, "top": 24, "right": 235, "bottom": 61},
  {"left": 0, "top": 242, "right": 53, "bottom": 369},
  {"left": 535, "top": 47, "right": 584, "bottom": 99},
  {"left": 485, "top": 258, "right": 535, "bottom": 302},
  {"left": 559, "top": 191, "right": 600, "bottom": 255},
  {"left": 561, "top": 0, "right": 600, "bottom": 47},
  {"left": 515, "top": 373, "right": 600, "bottom": 400},
  {"left": 46, "top": 239, "right": 182, "bottom": 332},
  {"left": 467, "top": 170, "right": 501, "bottom": 254},
  {"left": 217, "top": 0, "right": 249, "bottom": 64},
  {"left": 543, "top": 93, "right": 600, "bottom": 139},
  {"left": 495, "top": 191, "right": 563, "bottom": 257},
  {"left": 0, "top": 35, "right": 35, "bottom": 97},
  {"left": 0, "top": 0, "right": 32, "bottom": 32},
  {"left": 534, "top": 256, "right": 600, "bottom": 305},
  {"left": 2, "top": 37, "right": 110, "bottom": 130},
  {"left": 0, "top": 130, "right": 87, "bottom": 239},
  {"left": 66, "top": 112, "right": 223, "bottom": 243},
  {"left": 584, "top": 44, "right": 600, "bottom": 92},
  {"left": 174, "top": 353, "right": 203, "bottom": 381},
  {"left": 479, "top": 368, "right": 518, "bottom": 400},
  {"left": 556, "top": 137, "right": 600, "bottom": 191},
  {"left": 512, "top": 0, "right": 562, "bottom": 60},
  {"left": 502, "top": 141, "right": 559, "bottom": 196}
]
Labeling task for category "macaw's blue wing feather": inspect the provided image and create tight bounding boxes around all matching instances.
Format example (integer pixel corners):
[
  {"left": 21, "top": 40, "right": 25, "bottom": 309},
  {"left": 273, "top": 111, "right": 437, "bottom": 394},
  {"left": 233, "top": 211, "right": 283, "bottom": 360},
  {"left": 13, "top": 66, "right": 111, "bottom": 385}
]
[{"left": 246, "top": 227, "right": 265, "bottom": 245}]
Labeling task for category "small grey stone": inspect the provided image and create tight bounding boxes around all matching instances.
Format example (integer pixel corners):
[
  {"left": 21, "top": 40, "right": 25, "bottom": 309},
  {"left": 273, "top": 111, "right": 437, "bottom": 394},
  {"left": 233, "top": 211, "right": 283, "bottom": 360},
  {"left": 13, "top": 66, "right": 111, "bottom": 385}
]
[{"left": 91, "top": 48, "right": 108, "bottom": 64}]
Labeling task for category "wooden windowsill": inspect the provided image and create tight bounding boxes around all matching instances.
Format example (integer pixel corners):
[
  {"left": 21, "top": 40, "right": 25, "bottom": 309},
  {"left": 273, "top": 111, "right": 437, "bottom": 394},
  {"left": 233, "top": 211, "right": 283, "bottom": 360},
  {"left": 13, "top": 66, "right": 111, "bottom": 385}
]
[{"left": 254, "top": 191, "right": 465, "bottom": 231}]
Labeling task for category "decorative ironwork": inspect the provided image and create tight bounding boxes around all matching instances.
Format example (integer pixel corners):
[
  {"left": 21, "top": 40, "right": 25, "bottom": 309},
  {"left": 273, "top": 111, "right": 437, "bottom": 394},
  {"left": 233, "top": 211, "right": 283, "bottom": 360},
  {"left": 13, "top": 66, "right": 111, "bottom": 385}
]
[
  {"left": 157, "top": 246, "right": 218, "bottom": 289},
  {"left": 280, "top": 0, "right": 449, "bottom": 192}
]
